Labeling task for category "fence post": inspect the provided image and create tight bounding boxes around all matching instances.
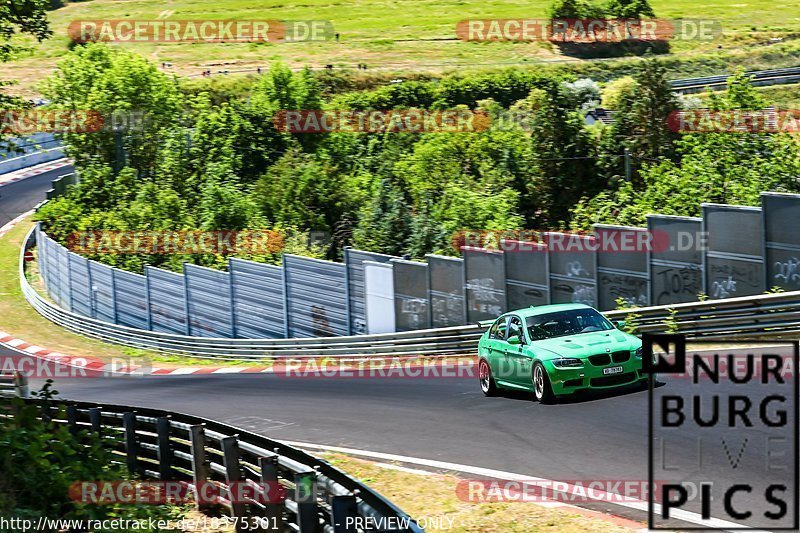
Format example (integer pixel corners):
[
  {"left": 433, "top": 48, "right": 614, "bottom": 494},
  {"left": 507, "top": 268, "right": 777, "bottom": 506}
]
[
  {"left": 258, "top": 455, "right": 282, "bottom": 531},
  {"left": 123, "top": 412, "right": 140, "bottom": 475},
  {"left": 182, "top": 262, "right": 191, "bottom": 336},
  {"left": 66, "top": 405, "right": 79, "bottom": 436},
  {"left": 331, "top": 494, "right": 358, "bottom": 533},
  {"left": 343, "top": 247, "right": 352, "bottom": 335},
  {"left": 88, "top": 407, "right": 102, "bottom": 436},
  {"left": 156, "top": 417, "right": 173, "bottom": 481},
  {"left": 281, "top": 255, "right": 290, "bottom": 338},
  {"left": 294, "top": 471, "right": 319, "bottom": 533},
  {"left": 111, "top": 268, "right": 119, "bottom": 325},
  {"left": 13, "top": 372, "right": 28, "bottom": 398},
  {"left": 229, "top": 258, "right": 238, "bottom": 339},
  {"left": 221, "top": 435, "right": 248, "bottom": 527},
  {"left": 189, "top": 424, "right": 212, "bottom": 512}
]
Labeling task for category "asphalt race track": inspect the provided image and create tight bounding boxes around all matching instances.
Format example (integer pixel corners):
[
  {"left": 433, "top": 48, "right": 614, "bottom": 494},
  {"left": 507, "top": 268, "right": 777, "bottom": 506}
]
[
  {"left": 17, "top": 355, "right": 797, "bottom": 530},
  {"left": 0, "top": 165, "right": 73, "bottom": 227},
  {"left": 1, "top": 172, "right": 797, "bottom": 529}
]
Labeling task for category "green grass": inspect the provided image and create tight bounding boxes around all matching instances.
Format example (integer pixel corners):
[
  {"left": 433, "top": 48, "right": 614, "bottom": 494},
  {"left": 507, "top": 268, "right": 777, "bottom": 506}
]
[
  {"left": 321, "top": 452, "right": 639, "bottom": 532},
  {"left": 4, "top": 0, "right": 800, "bottom": 96},
  {"left": 755, "top": 82, "right": 800, "bottom": 108}
]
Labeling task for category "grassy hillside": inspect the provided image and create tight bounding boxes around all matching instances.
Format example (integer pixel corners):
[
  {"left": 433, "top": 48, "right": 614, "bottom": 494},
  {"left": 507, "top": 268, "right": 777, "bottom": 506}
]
[{"left": 4, "top": 0, "right": 800, "bottom": 96}]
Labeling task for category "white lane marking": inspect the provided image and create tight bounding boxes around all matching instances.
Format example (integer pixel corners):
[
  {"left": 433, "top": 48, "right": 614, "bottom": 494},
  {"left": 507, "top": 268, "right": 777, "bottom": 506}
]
[{"left": 282, "top": 441, "right": 756, "bottom": 530}]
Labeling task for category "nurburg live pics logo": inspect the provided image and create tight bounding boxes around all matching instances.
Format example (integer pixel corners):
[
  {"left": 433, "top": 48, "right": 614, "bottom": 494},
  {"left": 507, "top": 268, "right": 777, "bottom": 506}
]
[{"left": 643, "top": 333, "right": 799, "bottom": 530}]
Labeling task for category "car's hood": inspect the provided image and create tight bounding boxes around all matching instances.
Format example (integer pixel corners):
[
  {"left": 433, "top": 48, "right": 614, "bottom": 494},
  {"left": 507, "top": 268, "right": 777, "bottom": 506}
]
[{"left": 529, "top": 330, "right": 640, "bottom": 359}]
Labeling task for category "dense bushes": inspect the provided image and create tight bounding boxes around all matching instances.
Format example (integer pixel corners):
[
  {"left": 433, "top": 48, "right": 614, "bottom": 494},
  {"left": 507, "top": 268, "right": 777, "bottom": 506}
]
[{"left": 34, "top": 43, "right": 800, "bottom": 274}]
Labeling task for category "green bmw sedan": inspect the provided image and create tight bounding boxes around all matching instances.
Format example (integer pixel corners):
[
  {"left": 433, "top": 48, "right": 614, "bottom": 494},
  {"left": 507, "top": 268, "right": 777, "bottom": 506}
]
[{"left": 478, "top": 303, "right": 645, "bottom": 402}]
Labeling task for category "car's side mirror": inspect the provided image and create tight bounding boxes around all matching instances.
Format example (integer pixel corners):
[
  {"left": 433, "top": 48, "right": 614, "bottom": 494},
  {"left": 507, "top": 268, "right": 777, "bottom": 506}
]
[
  {"left": 508, "top": 334, "right": 523, "bottom": 345},
  {"left": 614, "top": 320, "right": 626, "bottom": 330}
]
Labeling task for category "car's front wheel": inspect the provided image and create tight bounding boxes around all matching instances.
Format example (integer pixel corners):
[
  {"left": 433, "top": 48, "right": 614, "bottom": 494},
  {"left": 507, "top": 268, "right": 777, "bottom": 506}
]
[
  {"left": 532, "top": 362, "right": 554, "bottom": 404},
  {"left": 479, "top": 359, "right": 498, "bottom": 397}
]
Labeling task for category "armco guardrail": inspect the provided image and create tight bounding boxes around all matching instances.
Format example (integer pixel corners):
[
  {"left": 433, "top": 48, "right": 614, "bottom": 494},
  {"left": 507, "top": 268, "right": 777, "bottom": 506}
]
[
  {"left": 22, "top": 225, "right": 481, "bottom": 359},
  {"left": 17, "top": 225, "right": 800, "bottom": 360},
  {"left": 0, "top": 371, "right": 29, "bottom": 398},
  {"left": 670, "top": 66, "right": 800, "bottom": 93},
  {"left": 0, "top": 398, "right": 423, "bottom": 533},
  {"left": 604, "top": 291, "right": 800, "bottom": 339}
]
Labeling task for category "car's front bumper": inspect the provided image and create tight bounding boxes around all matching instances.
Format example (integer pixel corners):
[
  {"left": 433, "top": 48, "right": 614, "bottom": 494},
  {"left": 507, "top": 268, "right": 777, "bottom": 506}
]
[{"left": 544, "top": 356, "right": 644, "bottom": 396}]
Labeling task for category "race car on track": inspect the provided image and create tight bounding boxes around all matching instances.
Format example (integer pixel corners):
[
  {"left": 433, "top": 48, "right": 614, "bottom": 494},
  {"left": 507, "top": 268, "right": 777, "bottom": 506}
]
[{"left": 478, "top": 303, "right": 645, "bottom": 402}]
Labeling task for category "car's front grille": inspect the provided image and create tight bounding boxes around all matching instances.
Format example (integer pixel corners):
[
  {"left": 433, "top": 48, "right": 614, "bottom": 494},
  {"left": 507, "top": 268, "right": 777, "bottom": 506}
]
[
  {"left": 611, "top": 350, "right": 630, "bottom": 363},
  {"left": 589, "top": 354, "right": 611, "bottom": 366},
  {"left": 590, "top": 372, "right": 637, "bottom": 387}
]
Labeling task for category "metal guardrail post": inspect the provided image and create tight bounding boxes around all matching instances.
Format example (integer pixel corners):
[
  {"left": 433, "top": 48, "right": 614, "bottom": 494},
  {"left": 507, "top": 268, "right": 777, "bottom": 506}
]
[
  {"left": 123, "top": 412, "right": 141, "bottom": 475},
  {"left": 294, "top": 471, "right": 319, "bottom": 533},
  {"left": 156, "top": 417, "right": 173, "bottom": 481},
  {"left": 189, "top": 424, "right": 212, "bottom": 512},
  {"left": 8, "top": 398, "right": 422, "bottom": 533},
  {"left": 66, "top": 405, "right": 79, "bottom": 436},
  {"left": 258, "top": 455, "right": 283, "bottom": 531},
  {"left": 13, "top": 372, "right": 28, "bottom": 398},
  {"left": 88, "top": 407, "right": 102, "bottom": 436},
  {"left": 331, "top": 494, "right": 358, "bottom": 533},
  {"left": 221, "top": 435, "right": 248, "bottom": 530}
]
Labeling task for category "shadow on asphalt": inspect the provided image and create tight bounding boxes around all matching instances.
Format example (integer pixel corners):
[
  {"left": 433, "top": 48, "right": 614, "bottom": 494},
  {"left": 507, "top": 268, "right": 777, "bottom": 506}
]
[{"left": 494, "top": 380, "right": 665, "bottom": 405}]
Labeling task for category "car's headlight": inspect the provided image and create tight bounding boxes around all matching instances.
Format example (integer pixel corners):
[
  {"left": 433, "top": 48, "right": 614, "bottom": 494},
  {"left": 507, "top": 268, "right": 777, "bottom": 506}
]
[
  {"left": 635, "top": 347, "right": 643, "bottom": 358},
  {"left": 552, "top": 358, "right": 583, "bottom": 368}
]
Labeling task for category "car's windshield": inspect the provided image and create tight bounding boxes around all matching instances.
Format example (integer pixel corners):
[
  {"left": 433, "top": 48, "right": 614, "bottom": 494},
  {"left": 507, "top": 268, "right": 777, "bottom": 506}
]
[{"left": 526, "top": 308, "right": 614, "bottom": 341}]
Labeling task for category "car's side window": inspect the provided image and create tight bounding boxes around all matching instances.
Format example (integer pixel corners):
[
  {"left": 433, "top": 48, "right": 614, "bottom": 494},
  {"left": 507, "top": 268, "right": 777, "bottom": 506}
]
[
  {"left": 490, "top": 317, "right": 507, "bottom": 340},
  {"left": 507, "top": 316, "right": 523, "bottom": 342}
]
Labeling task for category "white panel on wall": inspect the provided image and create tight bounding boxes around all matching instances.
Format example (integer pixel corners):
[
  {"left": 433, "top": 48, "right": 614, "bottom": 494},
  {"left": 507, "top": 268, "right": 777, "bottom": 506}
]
[{"left": 364, "top": 260, "right": 395, "bottom": 334}]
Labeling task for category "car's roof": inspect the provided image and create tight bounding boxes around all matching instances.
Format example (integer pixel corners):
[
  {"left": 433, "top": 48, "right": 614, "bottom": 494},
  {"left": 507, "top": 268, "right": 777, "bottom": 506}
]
[{"left": 502, "top": 303, "right": 594, "bottom": 319}]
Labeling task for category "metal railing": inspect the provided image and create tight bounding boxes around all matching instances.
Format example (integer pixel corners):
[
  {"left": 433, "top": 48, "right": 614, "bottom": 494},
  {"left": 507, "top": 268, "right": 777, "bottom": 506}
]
[
  {"left": 22, "top": 225, "right": 480, "bottom": 359},
  {"left": 0, "top": 398, "right": 423, "bottom": 532},
  {"left": 17, "top": 226, "right": 800, "bottom": 360},
  {"left": 670, "top": 66, "right": 800, "bottom": 93},
  {"left": 0, "top": 371, "right": 29, "bottom": 397},
  {"left": 604, "top": 291, "right": 800, "bottom": 339}
]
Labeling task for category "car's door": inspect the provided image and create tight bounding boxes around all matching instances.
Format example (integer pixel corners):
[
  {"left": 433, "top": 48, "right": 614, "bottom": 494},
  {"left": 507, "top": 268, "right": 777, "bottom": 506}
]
[
  {"left": 485, "top": 316, "right": 509, "bottom": 382},
  {"left": 505, "top": 315, "right": 532, "bottom": 389}
]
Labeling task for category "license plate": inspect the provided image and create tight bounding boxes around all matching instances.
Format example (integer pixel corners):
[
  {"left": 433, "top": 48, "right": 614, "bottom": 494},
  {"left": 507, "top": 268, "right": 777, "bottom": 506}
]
[{"left": 603, "top": 366, "right": 624, "bottom": 375}]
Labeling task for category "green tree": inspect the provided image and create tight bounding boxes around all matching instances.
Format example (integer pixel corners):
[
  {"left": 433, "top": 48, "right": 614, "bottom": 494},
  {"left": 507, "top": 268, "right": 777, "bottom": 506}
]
[
  {"left": 42, "top": 43, "right": 183, "bottom": 174},
  {"left": 548, "top": 0, "right": 604, "bottom": 19},
  {"left": 0, "top": 0, "right": 50, "bottom": 62},
  {"left": 514, "top": 87, "right": 603, "bottom": 226},
  {"left": 352, "top": 179, "right": 413, "bottom": 256},
  {"left": 601, "top": 57, "right": 678, "bottom": 185},
  {"left": 1, "top": 0, "right": 51, "bottom": 151},
  {"left": 606, "top": 0, "right": 655, "bottom": 18},
  {"left": 571, "top": 70, "right": 800, "bottom": 229}
]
